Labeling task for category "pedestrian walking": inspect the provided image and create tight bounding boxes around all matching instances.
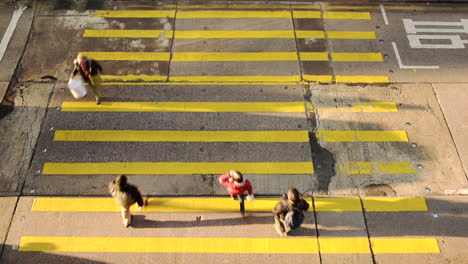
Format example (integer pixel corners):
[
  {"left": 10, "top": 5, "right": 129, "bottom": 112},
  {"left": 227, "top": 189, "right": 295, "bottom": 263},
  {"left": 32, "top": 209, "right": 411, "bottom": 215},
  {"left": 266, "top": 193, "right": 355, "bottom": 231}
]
[
  {"left": 108, "top": 175, "right": 145, "bottom": 227},
  {"left": 218, "top": 170, "right": 254, "bottom": 216},
  {"left": 69, "top": 54, "right": 103, "bottom": 104},
  {"left": 272, "top": 188, "right": 310, "bottom": 236}
]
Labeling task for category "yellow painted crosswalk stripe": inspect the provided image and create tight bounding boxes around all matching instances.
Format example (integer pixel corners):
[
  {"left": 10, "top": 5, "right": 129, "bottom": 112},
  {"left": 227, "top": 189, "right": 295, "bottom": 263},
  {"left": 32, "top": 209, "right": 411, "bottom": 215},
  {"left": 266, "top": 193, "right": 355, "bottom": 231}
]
[
  {"left": 315, "top": 131, "right": 408, "bottom": 142},
  {"left": 332, "top": 52, "right": 383, "bottom": 62},
  {"left": 335, "top": 75, "right": 389, "bottom": 83},
  {"left": 80, "top": 52, "right": 383, "bottom": 62},
  {"left": 371, "top": 238, "right": 440, "bottom": 253},
  {"left": 101, "top": 74, "right": 167, "bottom": 82},
  {"left": 19, "top": 236, "right": 319, "bottom": 253},
  {"left": 60, "top": 101, "right": 305, "bottom": 112},
  {"left": 53, "top": 130, "right": 310, "bottom": 142},
  {"left": 80, "top": 52, "right": 170, "bottom": 61},
  {"left": 93, "top": 10, "right": 176, "bottom": 18},
  {"left": 294, "top": 11, "right": 371, "bottom": 19},
  {"left": 18, "top": 236, "right": 439, "bottom": 253},
  {"left": 314, "top": 102, "right": 398, "bottom": 113},
  {"left": 169, "top": 75, "right": 301, "bottom": 82},
  {"left": 363, "top": 197, "right": 428, "bottom": 211},
  {"left": 339, "top": 161, "right": 418, "bottom": 174},
  {"left": 83, "top": 29, "right": 375, "bottom": 39},
  {"left": 32, "top": 197, "right": 282, "bottom": 212},
  {"left": 177, "top": 10, "right": 292, "bottom": 18},
  {"left": 42, "top": 162, "right": 314, "bottom": 175},
  {"left": 32, "top": 197, "right": 429, "bottom": 212}
]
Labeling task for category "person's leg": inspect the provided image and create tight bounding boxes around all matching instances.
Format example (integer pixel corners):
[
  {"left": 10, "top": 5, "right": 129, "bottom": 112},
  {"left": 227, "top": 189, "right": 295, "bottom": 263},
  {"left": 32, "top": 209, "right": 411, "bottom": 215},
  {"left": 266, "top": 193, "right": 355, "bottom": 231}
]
[
  {"left": 121, "top": 206, "right": 131, "bottom": 227},
  {"left": 90, "top": 75, "right": 102, "bottom": 104},
  {"left": 237, "top": 195, "right": 245, "bottom": 216},
  {"left": 274, "top": 215, "right": 286, "bottom": 236}
]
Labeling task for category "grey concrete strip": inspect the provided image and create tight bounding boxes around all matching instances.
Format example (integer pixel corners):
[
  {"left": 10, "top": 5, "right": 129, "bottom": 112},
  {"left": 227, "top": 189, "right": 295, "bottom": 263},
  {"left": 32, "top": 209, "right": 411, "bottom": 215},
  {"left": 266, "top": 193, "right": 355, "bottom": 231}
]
[
  {"left": 0, "top": 82, "right": 55, "bottom": 193},
  {"left": 365, "top": 196, "right": 468, "bottom": 264},
  {"left": 1, "top": 197, "right": 319, "bottom": 264},
  {"left": 310, "top": 84, "right": 468, "bottom": 196},
  {"left": 433, "top": 83, "right": 468, "bottom": 181},
  {"left": 0, "top": 196, "right": 18, "bottom": 260}
]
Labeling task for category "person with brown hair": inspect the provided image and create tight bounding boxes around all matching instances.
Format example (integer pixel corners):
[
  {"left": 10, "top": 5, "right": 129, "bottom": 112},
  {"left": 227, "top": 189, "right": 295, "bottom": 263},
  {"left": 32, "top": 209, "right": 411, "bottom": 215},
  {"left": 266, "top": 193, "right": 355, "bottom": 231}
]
[
  {"left": 272, "top": 188, "right": 310, "bottom": 236},
  {"left": 70, "top": 54, "right": 103, "bottom": 104},
  {"left": 108, "top": 175, "right": 145, "bottom": 227},
  {"left": 218, "top": 170, "right": 254, "bottom": 216}
]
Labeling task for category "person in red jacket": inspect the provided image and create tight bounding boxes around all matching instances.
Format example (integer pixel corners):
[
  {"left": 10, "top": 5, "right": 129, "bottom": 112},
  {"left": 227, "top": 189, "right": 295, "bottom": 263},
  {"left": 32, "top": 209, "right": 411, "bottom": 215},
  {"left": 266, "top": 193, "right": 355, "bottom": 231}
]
[{"left": 218, "top": 170, "right": 254, "bottom": 216}]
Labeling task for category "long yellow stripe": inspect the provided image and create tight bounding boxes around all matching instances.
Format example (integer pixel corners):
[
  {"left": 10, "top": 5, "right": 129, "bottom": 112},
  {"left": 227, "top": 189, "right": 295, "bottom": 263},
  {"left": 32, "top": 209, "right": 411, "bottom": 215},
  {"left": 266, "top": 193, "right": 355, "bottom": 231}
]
[
  {"left": 315, "top": 131, "right": 408, "bottom": 142},
  {"left": 300, "top": 52, "right": 328, "bottom": 61},
  {"left": 171, "top": 52, "right": 299, "bottom": 61},
  {"left": 315, "top": 197, "right": 362, "bottom": 211},
  {"left": 19, "top": 236, "right": 439, "bottom": 253},
  {"left": 316, "top": 102, "right": 398, "bottom": 113},
  {"left": 294, "top": 11, "right": 370, "bottom": 19},
  {"left": 83, "top": 30, "right": 173, "bottom": 38},
  {"left": 303, "top": 75, "right": 333, "bottom": 82},
  {"left": 93, "top": 10, "right": 176, "bottom": 18},
  {"left": 60, "top": 102, "right": 305, "bottom": 112},
  {"left": 332, "top": 52, "right": 383, "bottom": 62},
  {"left": 363, "top": 197, "right": 428, "bottom": 211},
  {"left": 83, "top": 29, "right": 374, "bottom": 40},
  {"left": 53, "top": 130, "right": 310, "bottom": 142},
  {"left": 169, "top": 75, "right": 301, "bottom": 82},
  {"left": 42, "top": 162, "right": 314, "bottom": 175},
  {"left": 177, "top": 10, "right": 292, "bottom": 18},
  {"left": 320, "top": 238, "right": 370, "bottom": 253},
  {"left": 340, "top": 162, "right": 418, "bottom": 174},
  {"left": 80, "top": 52, "right": 170, "bottom": 61},
  {"left": 101, "top": 75, "right": 167, "bottom": 82},
  {"left": 335, "top": 75, "right": 389, "bottom": 83},
  {"left": 371, "top": 238, "right": 440, "bottom": 253},
  {"left": 100, "top": 82, "right": 302, "bottom": 86},
  {"left": 19, "top": 236, "right": 318, "bottom": 253},
  {"left": 32, "top": 197, "right": 282, "bottom": 212}
]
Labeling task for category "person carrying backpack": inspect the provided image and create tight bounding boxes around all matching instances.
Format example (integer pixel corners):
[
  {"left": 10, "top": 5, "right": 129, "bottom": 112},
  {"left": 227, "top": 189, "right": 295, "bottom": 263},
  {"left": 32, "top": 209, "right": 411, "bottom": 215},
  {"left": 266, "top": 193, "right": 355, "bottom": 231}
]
[
  {"left": 218, "top": 170, "right": 254, "bottom": 216},
  {"left": 272, "top": 188, "right": 310, "bottom": 236},
  {"left": 108, "top": 175, "right": 145, "bottom": 227},
  {"left": 69, "top": 54, "right": 103, "bottom": 104}
]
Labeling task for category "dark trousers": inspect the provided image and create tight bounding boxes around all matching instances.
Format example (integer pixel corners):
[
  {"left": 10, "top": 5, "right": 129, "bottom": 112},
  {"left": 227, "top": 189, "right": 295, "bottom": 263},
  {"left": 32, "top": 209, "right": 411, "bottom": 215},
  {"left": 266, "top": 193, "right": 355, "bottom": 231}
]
[{"left": 232, "top": 194, "right": 245, "bottom": 215}]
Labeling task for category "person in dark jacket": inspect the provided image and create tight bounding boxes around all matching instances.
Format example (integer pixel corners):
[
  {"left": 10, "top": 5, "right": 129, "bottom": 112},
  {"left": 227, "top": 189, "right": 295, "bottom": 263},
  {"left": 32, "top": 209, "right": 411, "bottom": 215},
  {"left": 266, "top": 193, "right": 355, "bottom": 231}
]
[
  {"left": 218, "top": 170, "right": 254, "bottom": 216},
  {"left": 272, "top": 188, "right": 309, "bottom": 236},
  {"left": 70, "top": 54, "right": 103, "bottom": 104},
  {"left": 108, "top": 175, "right": 144, "bottom": 227}
]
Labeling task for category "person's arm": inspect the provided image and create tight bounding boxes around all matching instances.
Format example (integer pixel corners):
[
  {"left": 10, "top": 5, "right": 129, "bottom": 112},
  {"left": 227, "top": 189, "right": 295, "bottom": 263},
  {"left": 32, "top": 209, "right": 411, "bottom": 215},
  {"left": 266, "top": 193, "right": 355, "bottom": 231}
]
[
  {"left": 272, "top": 200, "right": 286, "bottom": 217},
  {"left": 218, "top": 173, "right": 231, "bottom": 187},
  {"left": 70, "top": 63, "right": 79, "bottom": 79}
]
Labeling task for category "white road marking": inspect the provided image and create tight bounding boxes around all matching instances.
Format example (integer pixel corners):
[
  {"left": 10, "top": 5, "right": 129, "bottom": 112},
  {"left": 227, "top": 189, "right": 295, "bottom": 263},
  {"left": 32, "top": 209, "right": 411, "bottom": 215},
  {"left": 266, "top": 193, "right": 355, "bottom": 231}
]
[
  {"left": 391, "top": 42, "right": 440, "bottom": 70},
  {"left": 0, "top": 5, "right": 27, "bottom": 63},
  {"left": 380, "top": 4, "right": 389, "bottom": 25},
  {"left": 407, "top": 34, "right": 466, "bottom": 49},
  {"left": 403, "top": 19, "right": 468, "bottom": 34}
]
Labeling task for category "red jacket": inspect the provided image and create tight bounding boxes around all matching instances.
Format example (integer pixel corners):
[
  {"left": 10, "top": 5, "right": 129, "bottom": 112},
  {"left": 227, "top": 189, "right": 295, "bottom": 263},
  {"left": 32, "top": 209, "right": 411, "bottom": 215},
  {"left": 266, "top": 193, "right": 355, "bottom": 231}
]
[{"left": 218, "top": 173, "right": 253, "bottom": 196}]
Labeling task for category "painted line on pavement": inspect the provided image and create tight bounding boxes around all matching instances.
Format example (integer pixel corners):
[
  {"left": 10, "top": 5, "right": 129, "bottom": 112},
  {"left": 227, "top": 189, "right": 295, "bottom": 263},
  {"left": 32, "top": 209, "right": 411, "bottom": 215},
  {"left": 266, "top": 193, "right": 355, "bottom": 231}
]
[
  {"left": 53, "top": 130, "right": 310, "bottom": 142},
  {"left": 314, "top": 102, "right": 398, "bottom": 113},
  {"left": 18, "top": 236, "right": 439, "bottom": 253},
  {"left": 335, "top": 75, "right": 389, "bottom": 83},
  {"left": 83, "top": 29, "right": 375, "bottom": 39},
  {"left": 101, "top": 74, "right": 167, "bottom": 82},
  {"left": 363, "top": 197, "right": 428, "bottom": 211},
  {"left": 177, "top": 10, "right": 291, "bottom": 18},
  {"left": 42, "top": 162, "right": 314, "bottom": 175},
  {"left": 19, "top": 236, "right": 319, "bottom": 253},
  {"left": 339, "top": 161, "right": 418, "bottom": 174},
  {"left": 294, "top": 11, "right": 371, "bottom": 19},
  {"left": 60, "top": 101, "right": 306, "bottom": 112},
  {"left": 169, "top": 75, "right": 301, "bottom": 82},
  {"left": 32, "top": 197, "right": 281, "bottom": 212},
  {"left": 80, "top": 52, "right": 383, "bottom": 62},
  {"left": 32, "top": 197, "right": 428, "bottom": 212},
  {"left": 371, "top": 238, "right": 439, "bottom": 253},
  {"left": 315, "top": 130, "right": 408, "bottom": 142},
  {"left": 391, "top": 42, "right": 440, "bottom": 70},
  {"left": 380, "top": 4, "right": 389, "bottom": 25},
  {"left": 0, "top": 5, "right": 27, "bottom": 63}
]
